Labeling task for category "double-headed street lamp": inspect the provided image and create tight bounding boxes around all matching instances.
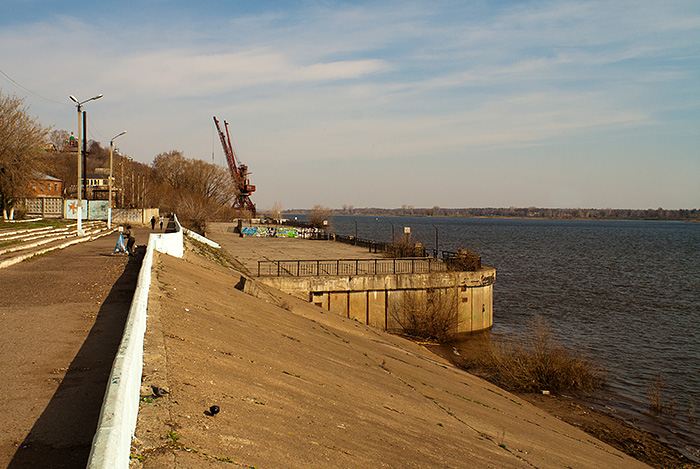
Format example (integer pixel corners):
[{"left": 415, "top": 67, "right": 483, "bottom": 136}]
[
  {"left": 69, "top": 94, "right": 103, "bottom": 235},
  {"left": 108, "top": 130, "right": 127, "bottom": 228}
]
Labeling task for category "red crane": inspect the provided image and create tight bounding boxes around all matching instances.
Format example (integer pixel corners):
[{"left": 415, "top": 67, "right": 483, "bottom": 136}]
[{"left": 213, "top": 116, "right": 256, "bottom": 217}]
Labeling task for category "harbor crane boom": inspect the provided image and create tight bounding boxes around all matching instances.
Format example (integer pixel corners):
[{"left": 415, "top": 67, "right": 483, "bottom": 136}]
[{"left": 213, "top": 116, "right": 256, "bottom": 217}]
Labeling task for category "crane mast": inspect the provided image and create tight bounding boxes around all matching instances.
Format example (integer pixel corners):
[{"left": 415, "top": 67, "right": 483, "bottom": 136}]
[{"left": 213, "top": 116, "right": 256, "bottom": 217}]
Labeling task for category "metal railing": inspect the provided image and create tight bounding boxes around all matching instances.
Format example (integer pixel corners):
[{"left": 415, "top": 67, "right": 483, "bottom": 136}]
[
  {"left": 257, "top": 257, "right": 449, "bottom": 277},
  {"left": 334, "top": 234, "right": 427, "bottom": 256}
]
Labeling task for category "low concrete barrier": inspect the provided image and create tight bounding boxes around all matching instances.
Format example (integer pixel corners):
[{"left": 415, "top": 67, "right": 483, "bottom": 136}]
[
  {"left": 86, "top": 235, "right": 155, "bottom": 468},
  {"left": 87, "top": 216, "right": 222, "bottom": 468},
  {"left": 183, "top": 227, "right": 220, "bottom": 248}
]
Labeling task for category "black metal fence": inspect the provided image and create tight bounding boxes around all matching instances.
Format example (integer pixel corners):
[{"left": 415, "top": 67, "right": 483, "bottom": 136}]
[
  {"left": 257, "top": 257, "right": 449, "bottom": 277},
  {"left": 334, "top": 234, "right": 427, "bottom": 257}
]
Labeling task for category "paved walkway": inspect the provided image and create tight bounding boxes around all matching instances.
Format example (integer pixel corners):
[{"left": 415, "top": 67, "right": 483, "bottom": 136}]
[{"left": 0, "top": 226, "right": 153, "bottom": 467}]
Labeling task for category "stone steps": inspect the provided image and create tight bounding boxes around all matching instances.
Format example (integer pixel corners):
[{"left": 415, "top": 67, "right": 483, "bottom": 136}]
[{"left": 0, "top": 221, "right": 117, "bottom": 270}]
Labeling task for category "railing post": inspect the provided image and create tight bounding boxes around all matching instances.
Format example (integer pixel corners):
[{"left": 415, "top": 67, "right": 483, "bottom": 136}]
[
  {"left": 277, "top": 261, "right": 280, "bottom": 277},
  {"left": 297, "top": 260, "right": 300, "bottom": 276},
  {"left": 258, "top": 261, "right": 261, "bottom": 277}
]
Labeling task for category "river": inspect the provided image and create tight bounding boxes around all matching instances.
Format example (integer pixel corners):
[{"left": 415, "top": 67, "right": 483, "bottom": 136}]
[{"left": 304, "top": 214, "right": 700, "bottom": 459}]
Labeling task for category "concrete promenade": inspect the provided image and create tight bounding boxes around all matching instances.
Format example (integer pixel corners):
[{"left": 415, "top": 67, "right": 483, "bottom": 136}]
[{"left": 0, "top": 226, "right": 151, "bottom": 467}]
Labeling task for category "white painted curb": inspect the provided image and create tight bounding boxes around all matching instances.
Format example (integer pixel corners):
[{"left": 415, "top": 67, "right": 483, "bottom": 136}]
[
  {"left": 86, "top": 236, "right": 155, "bottom": 468},
  {"left": 182, "top": 227, "right": 220, "bottom": 248},
  {"left": 87, "top": 217, "right": 187, "bottom": 468}
]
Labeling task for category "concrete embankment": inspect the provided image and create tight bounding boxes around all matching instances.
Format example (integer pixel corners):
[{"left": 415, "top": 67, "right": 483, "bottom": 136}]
[{"left": 129, "top": 232, "right": 649, "bottom": 468}]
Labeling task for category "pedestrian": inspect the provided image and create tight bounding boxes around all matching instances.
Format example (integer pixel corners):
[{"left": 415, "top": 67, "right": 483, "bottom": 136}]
[
  {"left": 125, "top": 224, "right": 136, "bottom": 256},
  {"left": 159, "top": 215, "right": 164, "bottom": 230},
  {"left": 150, "top": 216, "right": 156, "bottom": 230}
]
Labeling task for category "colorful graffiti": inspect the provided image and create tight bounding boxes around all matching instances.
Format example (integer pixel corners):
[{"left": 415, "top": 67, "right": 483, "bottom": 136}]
[{"left": 240, "top": 226, "right": 321, "bottom": 238}]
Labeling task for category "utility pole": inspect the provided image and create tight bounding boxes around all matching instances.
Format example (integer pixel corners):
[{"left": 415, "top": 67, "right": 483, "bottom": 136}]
[
  {"left": 120, "top": 161, "right": 124, "bottom": 208},
  {"left": 82, "top": 111, "right": 87, "bottom": 199},
  {"left": 69, "top": 94, "right": 102, "bottom": 235}
]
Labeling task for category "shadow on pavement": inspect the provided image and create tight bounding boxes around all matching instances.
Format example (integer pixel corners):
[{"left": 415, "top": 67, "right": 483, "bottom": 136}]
[{"left": 8, "top": 247, "right": 145, "bottom": 468}]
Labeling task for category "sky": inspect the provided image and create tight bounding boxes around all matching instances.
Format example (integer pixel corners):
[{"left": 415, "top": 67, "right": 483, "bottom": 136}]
[{"left": 1, "top": 0, "right": 699, "bottom": 211}]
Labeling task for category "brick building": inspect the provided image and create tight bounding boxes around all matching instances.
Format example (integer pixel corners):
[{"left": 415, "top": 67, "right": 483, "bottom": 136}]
[{"left": 23, "top": 174, "right": 64, "bottom": 217}]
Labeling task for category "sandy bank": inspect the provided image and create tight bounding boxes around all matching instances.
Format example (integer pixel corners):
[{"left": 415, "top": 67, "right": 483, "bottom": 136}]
[{"left": 131, "top": 237, "right": 649, "bottom": 468}]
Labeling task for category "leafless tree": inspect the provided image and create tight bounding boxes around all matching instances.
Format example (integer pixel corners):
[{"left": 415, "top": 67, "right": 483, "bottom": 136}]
[
  {"left": 270, "top": 201, "right": 283, "bottom": 221},
  {"left": 308, "top": 204, "right": 331, "bottom": 228},
  {"left": 151, "top": 150, "right": 238, "bottom": 231},
  {"left": 0, "top": 91, "right": 49, "bottom": 219}
]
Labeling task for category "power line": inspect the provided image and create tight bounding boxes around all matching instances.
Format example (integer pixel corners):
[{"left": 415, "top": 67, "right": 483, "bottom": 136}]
[{"left": 0, "top": 68, "right": 69, "bottom": 106}]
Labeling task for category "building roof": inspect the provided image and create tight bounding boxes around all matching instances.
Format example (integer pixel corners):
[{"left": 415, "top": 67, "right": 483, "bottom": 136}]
[{"left": 33, "top": 173, "right": 63, "bottom": 182}]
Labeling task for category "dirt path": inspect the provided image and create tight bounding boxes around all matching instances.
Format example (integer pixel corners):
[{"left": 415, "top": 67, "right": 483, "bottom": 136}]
[{"left": 0, "top": 228, "right": 150, "bottom": 468}]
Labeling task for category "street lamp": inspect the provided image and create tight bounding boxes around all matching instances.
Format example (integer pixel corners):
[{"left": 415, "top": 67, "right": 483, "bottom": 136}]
[
  {"left": 69, "top": 94, "right": 103, "bottom": 235},
  {"left": 108, "top": 130, "right": 127, "bottom": 228}
]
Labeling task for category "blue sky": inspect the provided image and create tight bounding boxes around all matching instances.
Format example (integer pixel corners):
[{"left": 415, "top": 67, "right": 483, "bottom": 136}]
[{"left": 1, "top": 0, "right": 698, "bottom": 210}]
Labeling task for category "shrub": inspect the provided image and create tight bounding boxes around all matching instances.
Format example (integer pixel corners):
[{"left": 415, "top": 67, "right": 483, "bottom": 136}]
[
  {"left": 389, "top": 288, "right": 458, "bottom": 342},
  {"left": 457, "top": 317, "right": 605, "bottom": 393},
  {"left": 445, "top": 248, "right": 481, "bottom": 271},
  {"left": 384, "top": 233, "right": 424, "bottom": 258}
]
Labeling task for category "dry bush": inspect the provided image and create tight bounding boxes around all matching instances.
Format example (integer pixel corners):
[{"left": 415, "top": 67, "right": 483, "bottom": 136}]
[
  {"left": 389, "top": 288, "right": 458, "bottom": 342},
  {"left": 458, "top": 317, "right": 605, "bottom": 393},
  {"left": 647, "top": 376, "right": 664, "bottom": 413},
  {"left": 646, "top": 375, "right": 676, "bottom": 415},
  {"left": 446, "top": 248, "right": 481, "bottom": 271},
  {"left": 385, "top": 233, "right": 424, "bottom": 258}
]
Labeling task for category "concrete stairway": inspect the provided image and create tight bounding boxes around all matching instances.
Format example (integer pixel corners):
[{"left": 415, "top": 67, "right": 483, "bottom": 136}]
[{"left": 0, "top": 221, "right": 117, "bottom": 270}]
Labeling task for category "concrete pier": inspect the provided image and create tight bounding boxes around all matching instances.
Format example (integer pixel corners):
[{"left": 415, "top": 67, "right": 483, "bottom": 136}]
[{"left": 207, "top": 223, "right": 495, "bottom": 334}]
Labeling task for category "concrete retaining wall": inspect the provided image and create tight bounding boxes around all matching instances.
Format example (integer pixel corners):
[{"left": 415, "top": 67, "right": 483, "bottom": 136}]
[
  {"left": 112, "top": 208, "right": 160, "bottom": 226},
  {"left": 259, "top": 267, "right": 496, "bottom": 334}
]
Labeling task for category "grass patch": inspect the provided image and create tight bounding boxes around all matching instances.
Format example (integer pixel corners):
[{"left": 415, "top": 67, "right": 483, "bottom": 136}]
[{"left": 185, "top": 236, "right": 248, "bottom": 274}]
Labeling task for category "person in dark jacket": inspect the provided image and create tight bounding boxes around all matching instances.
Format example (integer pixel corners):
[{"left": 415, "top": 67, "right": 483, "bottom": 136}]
[{"left": 124, "top": 225, "right": 136, "bottom": 255}]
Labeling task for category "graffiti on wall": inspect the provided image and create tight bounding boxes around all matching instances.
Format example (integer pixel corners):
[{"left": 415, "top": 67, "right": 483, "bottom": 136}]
[
  {"left": 64, "top": 200, "right": 88, "bottom": 219},
  {"left": 240, "top": 226, "right": 322, "bottom": 238}
]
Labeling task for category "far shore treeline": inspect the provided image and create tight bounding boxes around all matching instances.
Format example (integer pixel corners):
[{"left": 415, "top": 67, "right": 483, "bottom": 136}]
[{"left": 284, "top": 206, "right": 699, "bottom": 221}]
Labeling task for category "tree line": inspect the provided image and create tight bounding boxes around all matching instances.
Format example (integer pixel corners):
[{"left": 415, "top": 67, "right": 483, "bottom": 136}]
[
  {"left": 288, "top": 205, "right": 700, "bottom": 221},
  {"left": 0, "top": 90, "right": 243, "bottom": 228}
]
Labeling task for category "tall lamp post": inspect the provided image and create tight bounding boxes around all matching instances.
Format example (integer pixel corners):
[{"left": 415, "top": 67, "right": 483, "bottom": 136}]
[
  {"left": 108, "top": 130, "right": 127, "bottom": 228},
  {"left": 69, "top": 94, "right": 103, "bottom": 235}
]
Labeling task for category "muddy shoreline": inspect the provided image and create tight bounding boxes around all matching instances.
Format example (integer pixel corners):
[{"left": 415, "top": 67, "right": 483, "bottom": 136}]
[{"left": 426, "top": 343, "right": 699, "bottom": 469}]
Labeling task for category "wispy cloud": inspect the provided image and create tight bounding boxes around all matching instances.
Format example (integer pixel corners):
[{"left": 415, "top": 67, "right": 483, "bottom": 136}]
[{"left": 1, "top": 0, "right": 698, "bottom": 209}]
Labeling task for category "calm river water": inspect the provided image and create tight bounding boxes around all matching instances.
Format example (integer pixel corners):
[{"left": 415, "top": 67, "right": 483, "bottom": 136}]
[{"left": 309, "top": 215, "right": 700, "bottom": 459}]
